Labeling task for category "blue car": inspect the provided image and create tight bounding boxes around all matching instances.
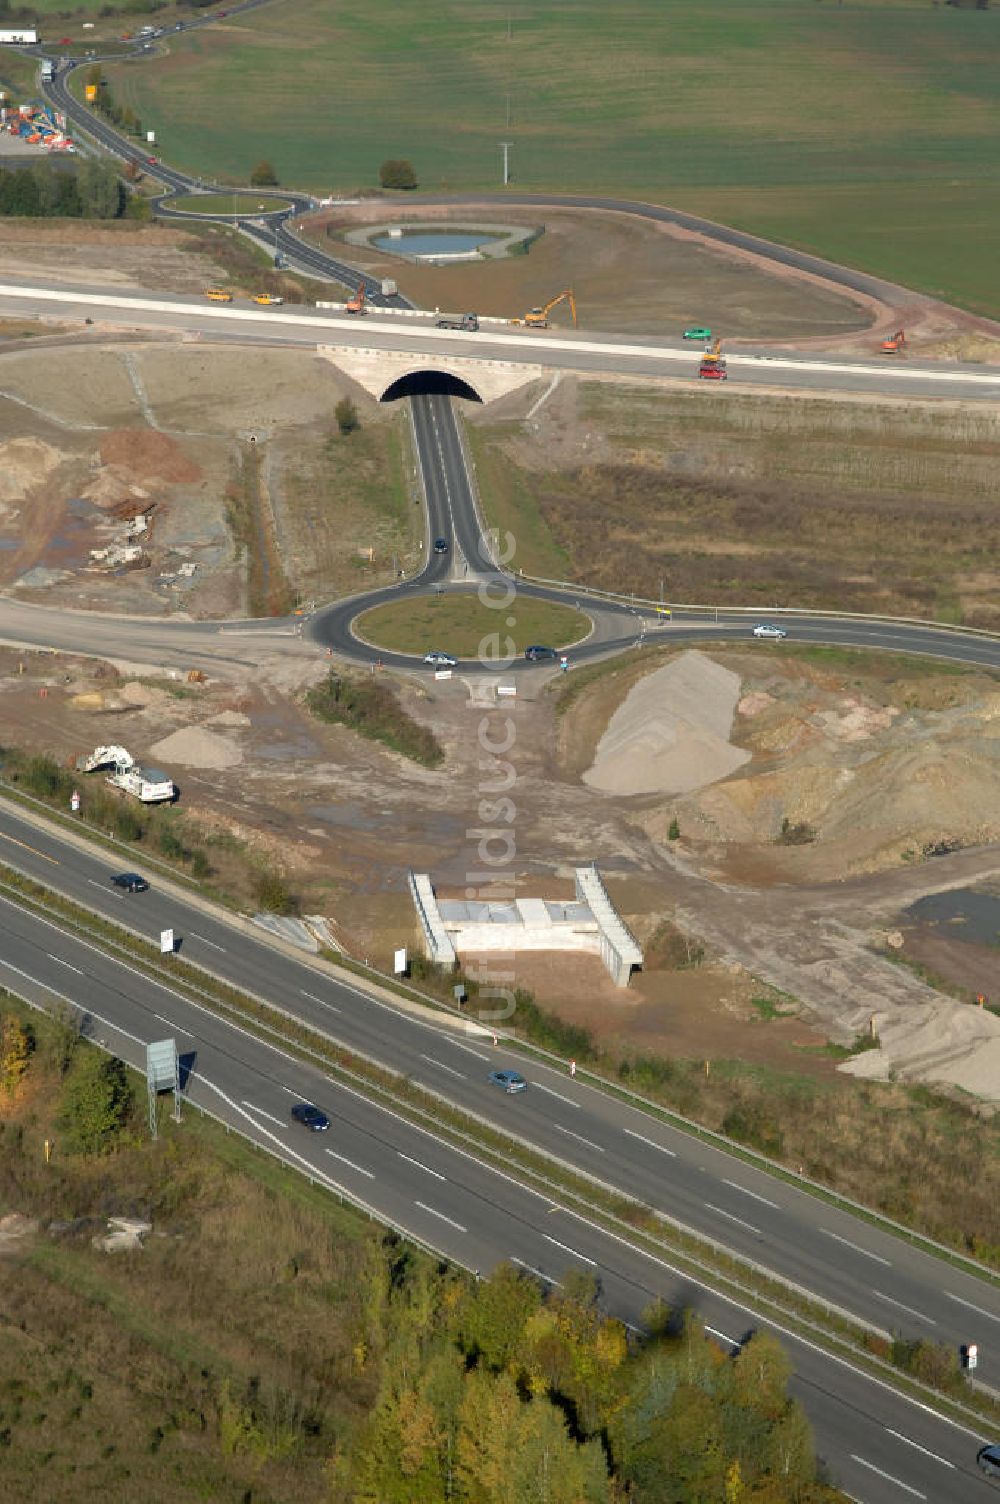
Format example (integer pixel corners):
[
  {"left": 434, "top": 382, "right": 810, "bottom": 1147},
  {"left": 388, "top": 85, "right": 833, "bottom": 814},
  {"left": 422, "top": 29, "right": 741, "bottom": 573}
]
[
  {"left": 489, "top": 1070, "right": 527, "bottom": 1094},
  {"left": 290, "top": 1103, "right": 330, "bottom": 1132}
]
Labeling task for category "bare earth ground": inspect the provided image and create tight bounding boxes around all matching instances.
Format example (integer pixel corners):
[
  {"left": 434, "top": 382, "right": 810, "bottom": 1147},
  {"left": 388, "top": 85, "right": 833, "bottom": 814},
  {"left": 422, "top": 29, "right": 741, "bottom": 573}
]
[
  {"left": 0, "top": 341, "right": 416, "bottom": 617},
  {"left": 0, "top": 220, "right": 226, "bottom": 294},
  {"left": 302, "top": 200, "right": 1000, "bottom": 360}
]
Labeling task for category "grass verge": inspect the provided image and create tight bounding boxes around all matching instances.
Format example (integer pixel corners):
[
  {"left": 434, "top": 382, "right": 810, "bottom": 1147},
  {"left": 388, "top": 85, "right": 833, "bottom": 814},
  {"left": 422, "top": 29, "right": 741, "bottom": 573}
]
[
  {"left": 305, "top": 670, "right": 443, "bottom": 767},
  {"left": 355, "top": 593, "right": 590, "bottom": 658}
]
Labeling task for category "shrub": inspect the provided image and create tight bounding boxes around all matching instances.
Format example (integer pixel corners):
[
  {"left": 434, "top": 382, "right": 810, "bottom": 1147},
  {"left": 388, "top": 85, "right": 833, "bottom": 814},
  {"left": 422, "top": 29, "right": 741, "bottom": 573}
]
[
  {"left": 306, "top": 672, "right": 443, "bottom": 768},
  {"left": 58, "top": 1050, "right": 133, "bottom": 1156},
  {"left": 334, "top": 396, "right": 359, "bottom": 434},
  {"left": 250, "top": 159, "right": 278, "bottom": 186},
  {"left": 254, "top": 869, "right": 299, "bottom": 916},
  {"left": 378, "top": 158, "right": 417, "bottom": 190}
]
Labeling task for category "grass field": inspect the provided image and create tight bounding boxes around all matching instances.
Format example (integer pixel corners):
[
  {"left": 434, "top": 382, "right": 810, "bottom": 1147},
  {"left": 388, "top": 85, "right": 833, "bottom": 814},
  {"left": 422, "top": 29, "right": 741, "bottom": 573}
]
[
  {"left": 355, "top": 593, "right": 590, "bottom": 657},
  {"left": 473, "top": 382, "right": 1000, "bottom": 628},
  {"left": 102, "top": 0, "right": 1000, "bottom": 314}
]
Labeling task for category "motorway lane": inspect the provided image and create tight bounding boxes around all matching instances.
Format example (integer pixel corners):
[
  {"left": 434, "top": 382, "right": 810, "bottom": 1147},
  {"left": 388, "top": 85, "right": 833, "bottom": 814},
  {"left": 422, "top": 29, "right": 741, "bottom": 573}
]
[
  {"left": 0, "top": 885, "right": 996, "bottom": 1501},
  {"left": 2, "top": 795, "right": 1000, "bottom": 1381}
]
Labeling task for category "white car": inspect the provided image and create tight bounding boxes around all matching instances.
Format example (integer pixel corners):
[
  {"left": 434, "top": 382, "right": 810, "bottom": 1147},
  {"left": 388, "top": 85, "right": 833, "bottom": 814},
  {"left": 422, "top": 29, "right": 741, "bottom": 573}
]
[
  {"left": 752, "top": 623, "right": 787, "bottom": 640},
  {"left": 423, "top": 651, "right": 457, "bottom": 667}
]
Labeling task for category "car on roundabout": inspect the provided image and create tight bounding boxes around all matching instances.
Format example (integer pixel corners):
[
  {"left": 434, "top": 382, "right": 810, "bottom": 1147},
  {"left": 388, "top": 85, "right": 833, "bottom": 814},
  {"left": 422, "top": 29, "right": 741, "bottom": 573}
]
[
  {"left": 524, "top": 644, "right": 558, "bottom": 661},
  {"left": 489, "top": 1070, "right": 527, "bottom": 1094},
  {"left": 423, "top": 651, "right": 457, "bottom": 668},
  {"left": 752, "top": 623, "right": 787, "bottom": 640}
]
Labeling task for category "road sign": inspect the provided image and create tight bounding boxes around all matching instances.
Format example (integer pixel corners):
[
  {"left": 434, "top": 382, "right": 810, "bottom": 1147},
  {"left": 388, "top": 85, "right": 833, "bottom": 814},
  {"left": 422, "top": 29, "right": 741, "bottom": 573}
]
[
  {"left": 160, "top": 928, "right": 175, "bottom": 955},
  {"left": 394, "top": 947, "right": 408, "bottom": 976}
]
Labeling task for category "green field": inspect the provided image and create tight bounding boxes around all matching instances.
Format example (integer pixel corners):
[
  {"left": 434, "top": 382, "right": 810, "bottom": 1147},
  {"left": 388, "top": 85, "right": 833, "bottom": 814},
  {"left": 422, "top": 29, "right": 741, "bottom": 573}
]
[
  {"left": 356, "top": 593, "right": 590, "bottom": 658},
  {"left": 103, "top": 0, "right": 1000, "bottom": 314}
]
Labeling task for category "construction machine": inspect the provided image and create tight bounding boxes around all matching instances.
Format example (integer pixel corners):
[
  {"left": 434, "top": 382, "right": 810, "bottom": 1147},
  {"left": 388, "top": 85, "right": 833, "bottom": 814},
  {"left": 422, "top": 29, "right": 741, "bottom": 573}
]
[
  {"left": 345, "top": 283, "right": 366, "bottom": 316},
  {"left": 699, "top": 337, "right": 727, "bottom": 381},
  {"left": 880, "top": 329, "right": 905, "bottom": 355},
  {"left": 514, "top": 289, "right": 578, "bottom": 329}
]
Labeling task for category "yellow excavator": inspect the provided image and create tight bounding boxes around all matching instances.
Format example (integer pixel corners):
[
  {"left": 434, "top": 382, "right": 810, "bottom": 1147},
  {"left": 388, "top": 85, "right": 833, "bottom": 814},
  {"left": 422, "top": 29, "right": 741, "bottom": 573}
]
[{"left": 513, "top": 289, "right": 578, "bottom": 329}]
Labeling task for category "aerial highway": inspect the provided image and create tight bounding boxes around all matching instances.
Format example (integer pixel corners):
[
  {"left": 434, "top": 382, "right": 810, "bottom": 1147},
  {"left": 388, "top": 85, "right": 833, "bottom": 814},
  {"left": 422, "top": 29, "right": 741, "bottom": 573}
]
[
  {"left": 0, "top": 874, "right": 996, "bottom": 1503},
  {"left": 0, "top": 796, "right": 998, "bottom": 1388}
]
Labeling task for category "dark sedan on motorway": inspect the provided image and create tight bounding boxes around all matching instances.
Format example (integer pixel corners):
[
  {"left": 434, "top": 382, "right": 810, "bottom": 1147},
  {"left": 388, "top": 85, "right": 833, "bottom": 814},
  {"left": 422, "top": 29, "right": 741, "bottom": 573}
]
[
  {"left": 110, "top": 872, "right": 149, "bottom": 893},
  {"left": 290, "top": 1103, "right": 330, "bottom": 1132}
]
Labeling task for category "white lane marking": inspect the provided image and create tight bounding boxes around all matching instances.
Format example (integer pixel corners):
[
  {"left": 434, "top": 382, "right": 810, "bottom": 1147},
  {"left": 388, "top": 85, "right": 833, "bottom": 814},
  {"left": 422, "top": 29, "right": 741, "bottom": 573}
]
[
  {"left": 398, "top": 1151, "right": 446, "bottom": 1182},
  {"left": 87, "top": 878, "right": 107, "bottom": 890},
  {"left": 623, "top": 1127, "right": 676, "bottom": 1156},
  {"left": 240, "top": 1100, "right": 285, "bottom": 1127},
  {"left": 153, "top": 1012, "right": 190, "bottom": 1036},
  {"left": 554, "top": 1123, "right": 605, "bottom": 1153},
  {"left": 849, "top": 1456, "right": 925, "bottom": 1499},
  {"left": 301, "top": 988, "right": 340, "bottom": 1012},
  {"left": 705, "top": 1203, "right": 761, "bottom": 1236},
  {"left": 530, "top": 1081, "right": 579, "bottom": 1108},
  {"left": 448, "top": 1039, "right": 491, "bottom": 1061},
  {"left": 944, "top": 1289, "right": 1000, "bottom": 1325},
  {"left": 420, "top": 1052, "right": 465, "bottom": 1080},
  {"left": 884, "top": 1430, "right": 955, "bottom": 1467},
  {"left": 722, "top": 1178, "right": 779, "bottom": 1209},
  {"left": 820, "top": 1228, "right": 892, "bottom": 1267},
  {"left": 190, "top": 931, "right": 226, "bottom": 953},
  {"left": 0, "top": 957, "right": 148, "bottom": 1044},
  {"left": 48, "top": 953, "right": 83, "bottom": 975},
  {"left": 511, "top": 1256, "right": 562, "bottom": 1287},
  {"left": 414, "top": 1201, "right": 466, "bottom": 1234},
  {"left": 705, "top": 1324, "right": 740, "bottom": 1348},
  {"left": 326, "top": 1149, "right": 375, "bottom": 1180},
  {"left": 544, "top": 1234, "right": 595, "bottom": 1267},
  {"left": 873, "top": 1291, "right": 936, "bottom": 1325}
]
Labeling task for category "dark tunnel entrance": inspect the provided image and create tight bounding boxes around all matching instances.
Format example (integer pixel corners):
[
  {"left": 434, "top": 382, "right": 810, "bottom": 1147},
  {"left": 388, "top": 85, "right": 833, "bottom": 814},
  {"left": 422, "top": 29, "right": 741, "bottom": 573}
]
[{"left": 380, "top": 370, "right": 483, "bottom": 402}]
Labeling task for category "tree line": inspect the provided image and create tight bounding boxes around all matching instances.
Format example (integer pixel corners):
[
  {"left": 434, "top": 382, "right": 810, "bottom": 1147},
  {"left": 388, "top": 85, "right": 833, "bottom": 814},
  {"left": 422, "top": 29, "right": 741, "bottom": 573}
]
[{"left": 0, "top": 158, "right": 129, "bottom": 219}]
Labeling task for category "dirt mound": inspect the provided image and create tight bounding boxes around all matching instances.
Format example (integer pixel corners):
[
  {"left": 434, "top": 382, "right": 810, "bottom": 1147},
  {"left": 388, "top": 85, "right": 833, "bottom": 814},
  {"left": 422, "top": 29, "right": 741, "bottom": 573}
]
[
  {"left": 149, "top": 726, "right": 243, "bottom": 769},
  {"left": 99, "top": 428, "right": 201, "bottom": 484},
  {"left": 584, "top": 650, "right": 750, "bottom": 796}
]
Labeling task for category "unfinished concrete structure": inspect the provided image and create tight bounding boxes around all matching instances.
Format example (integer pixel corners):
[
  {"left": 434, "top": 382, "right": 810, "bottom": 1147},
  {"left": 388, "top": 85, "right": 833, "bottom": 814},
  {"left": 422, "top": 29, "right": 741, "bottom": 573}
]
[{"left": 408, "top": 865, "right": 642, "bottom": 987}]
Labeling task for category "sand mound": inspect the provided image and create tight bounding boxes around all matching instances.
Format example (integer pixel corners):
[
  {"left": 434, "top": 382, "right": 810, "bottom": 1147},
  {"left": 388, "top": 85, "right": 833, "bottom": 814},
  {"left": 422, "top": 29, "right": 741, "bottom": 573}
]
[
  {"left": 99, "top": 428, "right": 201, "bottom": 484},
  {"left": 149, "top": 726, "right": 242, "bottom": 769},
  {"left": 584, "top": 650, "right": 750, "bottom": 796}
]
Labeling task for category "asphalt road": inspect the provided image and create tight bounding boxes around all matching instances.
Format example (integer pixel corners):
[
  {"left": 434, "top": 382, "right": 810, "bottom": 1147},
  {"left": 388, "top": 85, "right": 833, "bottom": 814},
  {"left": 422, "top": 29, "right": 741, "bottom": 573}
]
[
  {"left": 1, "top": 797, "right": 999, "bottom": 1385},
  {"left": 0, "top": 875, "right": 996, "bottom": 1502}
]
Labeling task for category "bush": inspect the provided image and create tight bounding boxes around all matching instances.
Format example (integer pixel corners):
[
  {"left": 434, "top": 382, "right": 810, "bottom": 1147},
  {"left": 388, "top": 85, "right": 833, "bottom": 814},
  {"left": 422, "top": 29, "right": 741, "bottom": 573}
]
[
  {"left": 378, "top": 158, "right": 417, "bottom": 190},
  {"left": 254, "top": 869, "right": 299, "bottom": 916},
  {"left": 58, "top": 1049, "right": 133, "bottom": 1156},
  {"left": 334, "top": 396, "right": 359, "bottom": 435},
  {"left": 250, "top": 159, "right": 278, "bottom": 186},
  {"left": 306, "top": 672, "right": 443, "bottom": 768}
]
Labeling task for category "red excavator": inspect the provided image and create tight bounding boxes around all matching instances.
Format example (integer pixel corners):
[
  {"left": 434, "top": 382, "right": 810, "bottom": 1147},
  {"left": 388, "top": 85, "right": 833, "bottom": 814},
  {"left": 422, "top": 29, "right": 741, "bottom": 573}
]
[
  {"left": 699, "top": 337, "right": 727, "bottom": 381},
  {"left": 880, "top": 329, "right": 905, "bottom": 355},
  {"left": 345, "top": 284, "right": 366, "bottom": 315}
]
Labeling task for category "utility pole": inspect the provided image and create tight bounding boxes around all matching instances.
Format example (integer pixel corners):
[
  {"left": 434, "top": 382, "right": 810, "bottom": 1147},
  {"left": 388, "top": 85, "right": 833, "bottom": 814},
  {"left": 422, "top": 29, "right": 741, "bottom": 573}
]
[
  {"left": 505, "top": 92, "right": 511, "bottom": 129},
  {"left": 506, "top": 13, "right": 512, "bottom": 41},
  {"left": 499, "top": 141, "right": 512, "bottom": 186}
]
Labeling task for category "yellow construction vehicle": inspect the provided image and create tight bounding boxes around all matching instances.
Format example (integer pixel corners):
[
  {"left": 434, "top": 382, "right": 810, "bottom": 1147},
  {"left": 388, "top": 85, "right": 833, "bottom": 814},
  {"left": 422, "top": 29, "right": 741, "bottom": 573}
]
[{"left": 514, "top": 289, "right": 578, "bottom": 329}]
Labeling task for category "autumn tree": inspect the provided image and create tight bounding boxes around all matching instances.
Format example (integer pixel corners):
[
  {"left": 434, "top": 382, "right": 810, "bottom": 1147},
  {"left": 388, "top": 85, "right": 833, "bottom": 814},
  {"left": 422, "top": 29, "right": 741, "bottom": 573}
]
[{"left": 0, "top": 1013, "right": 32, "bottom": 1097}]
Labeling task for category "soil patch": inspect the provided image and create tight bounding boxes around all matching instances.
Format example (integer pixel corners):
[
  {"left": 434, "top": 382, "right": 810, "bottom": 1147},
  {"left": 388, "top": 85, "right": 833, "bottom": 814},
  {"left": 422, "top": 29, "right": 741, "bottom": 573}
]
[{"left": 99, "top": 428, "right": 202, "bottom": 485}]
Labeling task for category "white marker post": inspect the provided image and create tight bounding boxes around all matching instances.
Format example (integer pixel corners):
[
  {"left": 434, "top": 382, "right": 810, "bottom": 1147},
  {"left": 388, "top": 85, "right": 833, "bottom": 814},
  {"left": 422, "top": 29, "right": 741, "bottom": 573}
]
[{"left": 394, "top": 947, "right": 408, "bottom": 977}]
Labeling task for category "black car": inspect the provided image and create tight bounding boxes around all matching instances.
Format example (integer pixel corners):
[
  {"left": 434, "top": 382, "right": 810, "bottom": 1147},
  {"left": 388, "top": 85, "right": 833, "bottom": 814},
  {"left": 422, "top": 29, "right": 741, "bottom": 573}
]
[
  {"left": 433, "top": 537, "right": 450, "bottom": 554},
  {"left": 110, "top": 872, "right": 149, "bottom": 893},
  {"left": 525, "top": 644, "right": 558, "bottom": 662},
  {"left": 290, "top": 1103, "right": 330, "bottom": 1132}
]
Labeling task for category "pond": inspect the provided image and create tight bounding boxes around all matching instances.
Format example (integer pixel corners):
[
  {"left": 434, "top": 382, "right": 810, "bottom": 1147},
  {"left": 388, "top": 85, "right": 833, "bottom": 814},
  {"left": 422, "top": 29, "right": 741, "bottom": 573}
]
[
  {"left": 372, "top": 229, "right": 494, "bottom": 256},
  {"left": 906, "top": 888, "right": 1000, "bottom": 948}
]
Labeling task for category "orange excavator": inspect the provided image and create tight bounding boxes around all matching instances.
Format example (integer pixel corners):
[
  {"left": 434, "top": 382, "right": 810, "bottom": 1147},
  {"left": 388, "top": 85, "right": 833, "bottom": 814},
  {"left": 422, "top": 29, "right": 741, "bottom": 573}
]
[
  {"left": 345, "top": 283, "right": 366, "bottom": 316},
  {"left": 880, "top": 329, "right": 905, "bottom": 355},
  {"left": 515, "top": 289, "right": 578, "bottom": 329}
]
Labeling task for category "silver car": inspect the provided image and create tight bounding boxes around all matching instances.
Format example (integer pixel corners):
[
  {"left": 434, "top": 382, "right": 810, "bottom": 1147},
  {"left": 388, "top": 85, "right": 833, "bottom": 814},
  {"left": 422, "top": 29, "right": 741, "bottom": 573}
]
[{"left": 752, "top": 623, "right": 787, "bottom": 640}]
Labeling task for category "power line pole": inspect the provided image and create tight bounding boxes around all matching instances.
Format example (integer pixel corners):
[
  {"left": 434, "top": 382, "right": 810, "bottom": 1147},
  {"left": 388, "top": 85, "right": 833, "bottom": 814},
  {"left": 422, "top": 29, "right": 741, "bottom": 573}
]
[
  {"left": 499, "top": 141, "right": 512, "bottom": 186},
  {"left": 505, "top": 92, "right": 511, "bottom": 129}
]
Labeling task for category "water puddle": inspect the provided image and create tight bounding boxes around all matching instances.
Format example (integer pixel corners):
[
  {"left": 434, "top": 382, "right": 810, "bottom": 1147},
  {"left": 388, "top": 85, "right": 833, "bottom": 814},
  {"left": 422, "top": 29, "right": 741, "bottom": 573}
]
[{"left": 905, "top": 887, "right": 1000, "bottom": 948}]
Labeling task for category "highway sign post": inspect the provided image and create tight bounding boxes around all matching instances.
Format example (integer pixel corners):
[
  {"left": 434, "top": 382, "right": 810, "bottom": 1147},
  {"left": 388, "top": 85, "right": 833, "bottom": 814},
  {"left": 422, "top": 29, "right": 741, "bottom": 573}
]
[
  {"left": 160, "top": 928, "right": 175, "bottom": 955},
  {"left": 394, "top": 947, "right": 408, "bottom": 977},
  {"left": 145, "top": 1037, "right": 180, "bottom": 1139}
]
